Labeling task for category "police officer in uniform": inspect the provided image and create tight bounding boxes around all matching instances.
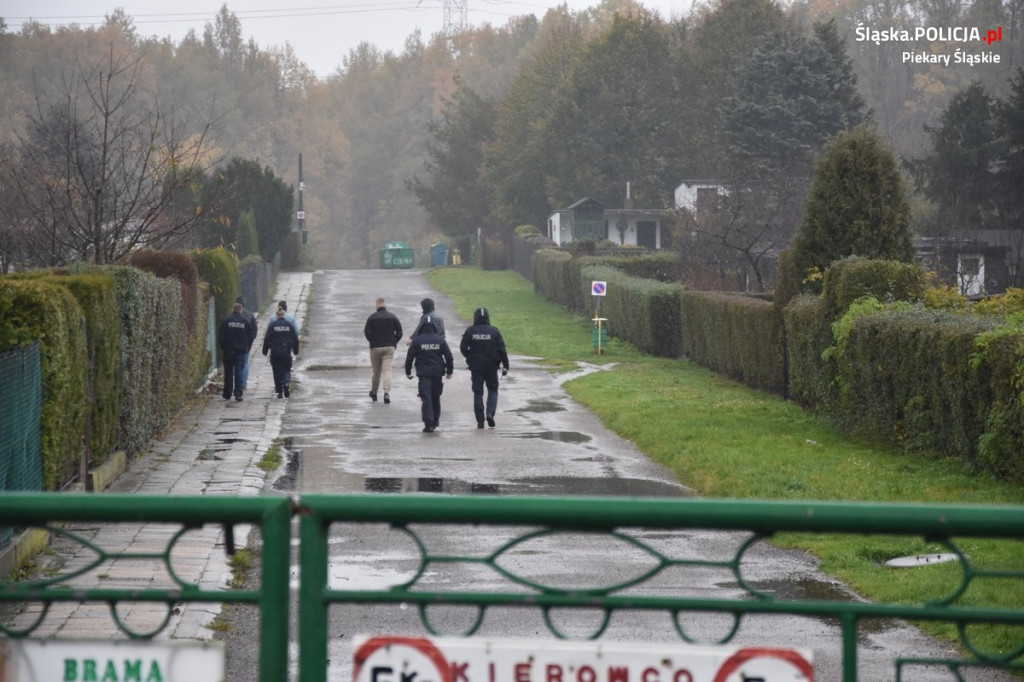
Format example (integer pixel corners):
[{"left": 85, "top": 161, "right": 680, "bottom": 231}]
[
  {"left": 459, "top": 307, "right": 510, "bottom": 428},
  {"left": 262, "top": 307, "right": 300, "bottom": 398},
  {"left": 404, "top": 317, "right": 453, "bottom": 432},
  {"left": 219, "top": 302, "right": 253, "bottom": 401}
]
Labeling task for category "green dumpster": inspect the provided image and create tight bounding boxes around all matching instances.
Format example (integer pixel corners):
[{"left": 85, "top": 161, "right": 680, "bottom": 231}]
[{"left": 380, "top": 241, "right": 414, "bottom": 269}]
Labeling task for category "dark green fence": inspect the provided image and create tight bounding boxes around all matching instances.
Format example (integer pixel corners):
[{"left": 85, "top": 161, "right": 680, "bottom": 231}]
[
  {"left": 0, "top": 344, "right": 43, "bottom": 552},
  {"left": 0, "top": 494, "right": 291, "bottom": 681},
  {"left": 2, "top": 494, "right": 1023, "bottom": 682}
]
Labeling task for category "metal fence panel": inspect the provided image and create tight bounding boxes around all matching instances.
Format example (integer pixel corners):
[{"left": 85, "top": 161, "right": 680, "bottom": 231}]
[
  {"left": 2, "top": 494, "right": 1023, "bottom": 682},
  {"left": 0, "top": 344, "right": 43, "bottom": 520},
  {"left": 297, "top": 494, "right": 1024, "bottom": 682},
  {"left": 0, "top": 494, "right": 292, "bottom": 682}
]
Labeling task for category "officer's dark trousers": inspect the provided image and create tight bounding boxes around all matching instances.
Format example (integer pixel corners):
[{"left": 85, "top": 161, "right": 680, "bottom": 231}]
[
  {"left": 470, "top": 367, "right": 500, "bottom": 423},
  {"left": 417, "top": 375, "right": 444, "bottom": 428},
  {"left": 222, "top": 349, "right": 246, "bottom": 399},
  {"left": 270, "top": 346, "right": 293, "bottom": 393}
]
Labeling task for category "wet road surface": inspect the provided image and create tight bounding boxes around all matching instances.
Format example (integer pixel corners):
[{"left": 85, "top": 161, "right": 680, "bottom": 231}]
[{"left": 225, "top": 269, "right": 1014, "bottom": 682}]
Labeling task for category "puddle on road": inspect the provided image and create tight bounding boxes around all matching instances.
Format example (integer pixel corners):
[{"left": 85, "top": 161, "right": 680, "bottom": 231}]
[
  {"left": 735, "top": 577, "right": 900, "bottom": 637},
  {"left": 514, "top": 399, "right": 566, "bottom": 414},
  {"left": 744, "top": 576, "right": 856, "bottom": 602},
  {"left": 273, "top": 452, "right": 687, "bottom": 498},
  {"left": 510, "top": 431, "right": 591, "bottom": 444}
]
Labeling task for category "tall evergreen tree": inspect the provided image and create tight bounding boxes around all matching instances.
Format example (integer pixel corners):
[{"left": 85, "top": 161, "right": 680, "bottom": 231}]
[
  {"left": 723, "top": 19, "right": 867, "bottom": 180},
  {"left": 683, "top": 0, "right": 789, "bottom": 176},
  {"left": 484, "top": 20, "right": 587, "bottom": 230},
  {"left": 409, "top": 81, "right": 496, "bottom": 237},
  {"left": 998, "top": 67, "right": 1024, "bottom": 232},
  {"left": 790, "top": 126, "right": 913, "bottom": 285},
  {"left": 917, "top": 81, "right": 1002, "bottom": 233},
  {"left": 540, "top": 13, "right": 677, "bottom": 210},
  {"left": 197, "top": 158, "right": 294, "bottom": 262}
]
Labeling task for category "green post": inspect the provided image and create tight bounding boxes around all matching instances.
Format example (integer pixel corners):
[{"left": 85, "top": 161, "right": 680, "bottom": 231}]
[
  {"left": 298, "top": 505, "right": 330, "bottom": 682},
  {"left": 259, "top": 498, "right": 293, "bottom": 682}
]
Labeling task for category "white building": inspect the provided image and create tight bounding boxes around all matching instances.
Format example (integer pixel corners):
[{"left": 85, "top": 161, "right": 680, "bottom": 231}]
[{"left": 547, "top": 197, "right": 663, "bottom": 249}]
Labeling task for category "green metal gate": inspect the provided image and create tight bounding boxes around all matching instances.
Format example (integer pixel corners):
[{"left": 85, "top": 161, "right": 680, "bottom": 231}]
[{"left": 2, "top": 494, "right": 1023, "bottom": 682}]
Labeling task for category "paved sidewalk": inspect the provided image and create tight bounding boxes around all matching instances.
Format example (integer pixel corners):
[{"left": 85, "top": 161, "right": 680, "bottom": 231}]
[{"left": 3, "top": 272, "right": 312, "bottom": 640}]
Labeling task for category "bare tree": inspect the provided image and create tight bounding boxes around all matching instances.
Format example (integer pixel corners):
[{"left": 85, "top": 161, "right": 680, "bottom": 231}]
[
  {"left": 675, "top": 178, "right": 806, "bottom": 292},
  {"left": 0, "top": 47, "right": 222, "bottom": 267}
]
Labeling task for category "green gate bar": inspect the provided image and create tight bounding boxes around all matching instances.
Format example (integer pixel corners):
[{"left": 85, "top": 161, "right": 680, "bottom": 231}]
[
  {"left": 0, "top": 493, "right": 292, "bottom": 682},
  {"left": 297, "top": 494, "right": 1024, "bottom": 682},
  {"left": 3, "top": 494, "right": 1023, "bottom": 682}
]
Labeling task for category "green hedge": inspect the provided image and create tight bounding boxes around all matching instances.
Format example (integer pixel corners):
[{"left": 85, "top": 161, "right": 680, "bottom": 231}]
[
  {"left": 190, "top": 248, "right": 240, "bottom": 339},
  {"left": 131, "top": 251, "right": 210, "bottom": 425},
  {"left": 827, "top": 303, "right": 1024, "bottom": 482},
  {"left": 782, "top": 294, "right": 834, "bottom": 409},
  {"left": 48, "top": 271, "right": 121, "bottom": 467},
  {"left": 533, "top": 249, "right": 576, "bottom": 309},
  {"left": 582, "top": 264, "right": 685, "bottom": 358},
  {"left": 0, "top": 279, "right": 87, "bottom": 490},
  {"left": 109, "top": 266, "right": 162, "bottom": 456},
  {"left": 596, "top": 252, "right": 680, "bottom": 283},
  {"left": 823, "top": 256, "right": 926, "bottom": 316},
  {"left": 973, "top": 319, "right": 1024, "bottom": 482},
  {"left": 680, "top": 291, "right": 785, "bottom": 393},
  {"left": 1, "top": 258, "right": 214, "bottom": 489}
]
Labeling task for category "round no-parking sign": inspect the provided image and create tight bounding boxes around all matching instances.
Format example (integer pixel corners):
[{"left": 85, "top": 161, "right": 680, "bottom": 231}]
[
  {"left": 714, "top": 647, "right": 814, "bottom": 681},
  {"left": 353, "top": 637, "right": 453, "bottom": 682}
]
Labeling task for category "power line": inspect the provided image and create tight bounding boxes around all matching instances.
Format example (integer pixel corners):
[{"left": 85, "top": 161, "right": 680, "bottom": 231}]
[{"left": 5, "top": 2, "right": 444, "bottom": 30}]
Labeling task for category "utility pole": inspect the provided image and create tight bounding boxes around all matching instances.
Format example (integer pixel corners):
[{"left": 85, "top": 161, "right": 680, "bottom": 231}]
[
  {"left": 298, "top": 153, "right": 306, "bottom": 246},
  {"left": 442, "top": 0, "right": 468, "bottom": 39}
]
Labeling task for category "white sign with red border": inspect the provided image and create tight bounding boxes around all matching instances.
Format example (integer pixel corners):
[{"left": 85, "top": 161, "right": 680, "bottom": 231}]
[{"left": 352, "top": 636, "right": 813, "bottom": 682}]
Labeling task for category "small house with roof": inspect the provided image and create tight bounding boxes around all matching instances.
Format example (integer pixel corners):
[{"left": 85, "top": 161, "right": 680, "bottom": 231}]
[{"left": 546, "top": 196, "right": 663, "bottom": 249}]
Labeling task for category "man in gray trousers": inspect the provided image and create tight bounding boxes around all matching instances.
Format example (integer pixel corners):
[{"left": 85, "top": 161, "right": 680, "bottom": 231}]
[{"left": 363, "top": 296, "right": 403, "bottom": 404}]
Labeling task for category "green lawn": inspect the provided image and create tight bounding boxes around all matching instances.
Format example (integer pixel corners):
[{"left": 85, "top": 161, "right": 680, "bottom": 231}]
[{"left": 429, "top": 267, "right": 1024, "bottom": 657}]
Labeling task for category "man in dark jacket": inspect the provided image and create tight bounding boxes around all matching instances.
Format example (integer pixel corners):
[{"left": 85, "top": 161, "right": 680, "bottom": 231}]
[
  {"left": 235, "top": 296, "right": 257, "bottom": 391},
  {"left": 219, "top": 302, "right": 253, "bottom": 401},
  {"left": 460, "top": 307, "right": 510, "bottom": 428},
  {"left": 409, "top": 297, "right": 445, "bottom": 341},
  {"left": 364, "top": 296, "right": 403, "bottom": 404},
  {"left": 262, "top": 307, "right": 300, "bottom": 398},
  {"left": 404, "top": 317, "right": 453, "bottom": 433}
]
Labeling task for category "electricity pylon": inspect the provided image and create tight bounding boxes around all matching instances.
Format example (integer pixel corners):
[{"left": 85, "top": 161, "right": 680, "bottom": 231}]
[{"left": 442, "top": 0, "right": 468, "bottom": 39}]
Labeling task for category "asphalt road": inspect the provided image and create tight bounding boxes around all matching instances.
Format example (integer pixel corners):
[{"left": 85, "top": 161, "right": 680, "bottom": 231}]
[{"left": 222, "top": 269, "right": 1014, "bottom": 682}]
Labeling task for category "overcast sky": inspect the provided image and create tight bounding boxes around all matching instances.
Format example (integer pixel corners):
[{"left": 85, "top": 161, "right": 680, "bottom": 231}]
[{"left": 3, "top": 1, "right": 691, "bottom": 78}]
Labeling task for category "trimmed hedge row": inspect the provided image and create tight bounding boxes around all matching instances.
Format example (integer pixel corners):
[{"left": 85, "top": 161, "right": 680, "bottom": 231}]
[
  {"left": 782, "top": 294, "right": 833, "bottom": 408},
  {"left": 822, "top": 257, "right": 926, "bottom": 316},
  {"left": 56, "top": 271, "right": 121, "bottom": 468},
  {"left": 0, "top": 279, "right": 87, "bottom": 489},
  {"left": 191, "top": 248, "right": 241, "bottom": 332},
  {"left": 531, "top": 248, "right": 1024, "bottom": 482},
  {"left": 1, "top": 249, "right": 229, "bottom": 490},
  {"left": 832, "top": 307, "right": 996, "bottom": 462},
  {"left": 581, "top": 264, "right": 684, "bottom": 358},
  {"left": 679, "top": 291, "right": 785, "bottom": 394}
]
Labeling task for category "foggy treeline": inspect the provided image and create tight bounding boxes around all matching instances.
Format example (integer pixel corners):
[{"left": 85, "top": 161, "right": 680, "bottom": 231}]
[{"left": 0, "top": 0, "right": 1021, "bottom": 269}]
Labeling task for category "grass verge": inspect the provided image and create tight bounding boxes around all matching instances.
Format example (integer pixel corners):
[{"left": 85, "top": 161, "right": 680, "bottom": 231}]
[
  {"left": 428, "top": 267, "right": 1024, "bottom": 657},
  {"left": 258, "top": 440, "right": 283, "bottom": 473}
]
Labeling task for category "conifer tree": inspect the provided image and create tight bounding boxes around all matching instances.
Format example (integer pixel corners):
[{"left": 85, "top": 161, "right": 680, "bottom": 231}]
[{"left": 790, "top": 126, "right": 913, "bottom": 287}]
